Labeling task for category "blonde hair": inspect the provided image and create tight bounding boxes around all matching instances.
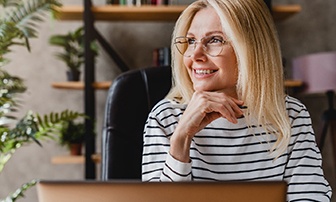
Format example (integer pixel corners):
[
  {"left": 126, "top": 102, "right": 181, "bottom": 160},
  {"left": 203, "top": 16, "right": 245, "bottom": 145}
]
[{"left": 167, "top": 0, "right": 290, "bottom": 157}]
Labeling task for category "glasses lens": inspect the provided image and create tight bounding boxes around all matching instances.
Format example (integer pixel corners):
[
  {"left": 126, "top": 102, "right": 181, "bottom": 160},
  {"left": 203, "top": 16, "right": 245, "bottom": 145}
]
[
  {"left": 174, "top": 37, "right": 189, "bottom": 56},
  {"left": 203, "top": 36, "right": 224, "bottom": 57},
  {"left": 174, "top": 36, "right": 225, "bottom": 57}
]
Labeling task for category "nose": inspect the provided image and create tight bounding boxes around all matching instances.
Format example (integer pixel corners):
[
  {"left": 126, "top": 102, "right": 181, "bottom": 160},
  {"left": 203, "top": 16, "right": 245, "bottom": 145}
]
[
  {"left": 190, "top": 42, "right": 207, "bottom": 59},
  {"left": 192, "top": 42, "right": 205, "bottom": 56}
]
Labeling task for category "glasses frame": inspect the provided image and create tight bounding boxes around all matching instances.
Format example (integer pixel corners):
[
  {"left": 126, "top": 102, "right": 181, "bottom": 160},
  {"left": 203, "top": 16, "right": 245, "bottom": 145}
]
[{"left": 174, "top": 35, "right": 228, "bottom": 57}]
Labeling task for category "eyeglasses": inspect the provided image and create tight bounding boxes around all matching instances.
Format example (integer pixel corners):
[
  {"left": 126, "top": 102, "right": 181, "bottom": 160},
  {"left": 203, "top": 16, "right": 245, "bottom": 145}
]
[{"left": 174, "top": 35, "right": 228, "bottom": 57}]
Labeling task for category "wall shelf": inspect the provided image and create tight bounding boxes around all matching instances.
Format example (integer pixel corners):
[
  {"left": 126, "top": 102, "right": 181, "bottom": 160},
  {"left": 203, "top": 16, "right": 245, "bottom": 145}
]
[
  {"left": 56, "top": 5, "right": 186, "bottom": 21},
  {"left": 51, "top": 154, "right": 101, "bottom": 164},
  {"left": 56, "top": 4, "right": 301, "bottom": 22},
  {"left": 52, "top": 80, "right": 302, "bottom": 90},
  {"left": 51, "top": 81, "right": 111, "bottom": 90},
  {"left": 284, "top": 80, "right": 303, "bottom": 88},
  {"left": 272, "top": 5, "right": 301, "bottom": 21}
]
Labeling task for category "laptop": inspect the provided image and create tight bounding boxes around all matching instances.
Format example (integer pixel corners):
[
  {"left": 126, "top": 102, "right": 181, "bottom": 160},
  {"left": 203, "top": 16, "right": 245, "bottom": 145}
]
[{"left": 37, "top": 180, "right": 287, "bottom": 202}]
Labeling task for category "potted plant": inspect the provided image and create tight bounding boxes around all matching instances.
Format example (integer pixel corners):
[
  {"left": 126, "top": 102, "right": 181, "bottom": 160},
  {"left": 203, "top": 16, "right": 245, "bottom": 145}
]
[
  {"left": 0, "top": 0, "right": 87, "bottom": 201},
  {"left": 49, "top": 26, "right": 99, "bottom": 81},
  {"left": 59, "top": 120, "right": 86, "bottom": 155}
]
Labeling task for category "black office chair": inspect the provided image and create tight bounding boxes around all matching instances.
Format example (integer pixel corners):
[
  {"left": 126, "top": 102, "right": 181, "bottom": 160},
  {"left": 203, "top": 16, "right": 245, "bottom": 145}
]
[{"left": 101, "top": 66, "right": 172, "bottom": 180}]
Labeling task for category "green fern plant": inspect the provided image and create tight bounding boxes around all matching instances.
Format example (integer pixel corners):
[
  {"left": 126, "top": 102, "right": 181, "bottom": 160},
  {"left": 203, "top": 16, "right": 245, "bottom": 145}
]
[
  {"left": 0, "top": 179, "right": 38, "bottom": 202},
  {"left": 0, "top": 1, "right": 90, "bottom": 201},
  {"left": 0, "top": 0, "right": 61, "bottom": 66},
  {"left": 0, "top": 110, "right": 84, "bottom": 172}
]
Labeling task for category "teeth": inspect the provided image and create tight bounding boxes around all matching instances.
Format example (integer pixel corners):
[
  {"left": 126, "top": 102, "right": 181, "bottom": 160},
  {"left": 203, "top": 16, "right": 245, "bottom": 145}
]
[{"left": 195, "top": 69, "right": 215, "bottom": 74}]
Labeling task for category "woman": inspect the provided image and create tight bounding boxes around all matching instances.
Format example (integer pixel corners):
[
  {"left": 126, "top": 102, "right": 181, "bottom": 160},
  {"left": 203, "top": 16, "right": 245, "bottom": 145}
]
[{"left": 142, "top": 0, "right": 332, "bottom": 201}]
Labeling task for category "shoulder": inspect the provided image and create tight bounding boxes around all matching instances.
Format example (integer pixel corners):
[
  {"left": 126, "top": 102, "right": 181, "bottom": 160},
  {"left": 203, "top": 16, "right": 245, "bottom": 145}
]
[
  {"left": 285, "top": 96, "right": 312, "bottom": 126},
  {"left": 285, "top": 97, "right": 316, "bottom": 151},
  {"left": 151, "top": 99, "right": 186, "bottom": 114},
  {"left": 145, "top": 99, "right": 185, "bottom": 133},
  {"left": 149, "top": 99, "right": 186, "bottom": 121},
  {"left": 285, "top": 95, "right": 309, "bottom": 115},
  {"left": 285, "top": 95, "right": 306, "bottom": 109}
]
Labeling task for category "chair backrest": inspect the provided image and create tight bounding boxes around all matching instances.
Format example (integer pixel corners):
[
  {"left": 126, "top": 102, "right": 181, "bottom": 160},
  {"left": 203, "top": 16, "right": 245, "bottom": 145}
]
[{"left": 101, "top": 66, "right": 172, "bottom": 180}]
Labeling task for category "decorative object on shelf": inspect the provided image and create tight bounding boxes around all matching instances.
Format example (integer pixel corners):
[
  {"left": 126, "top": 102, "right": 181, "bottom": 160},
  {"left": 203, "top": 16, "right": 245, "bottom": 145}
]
[
  {"left": 106, "top": 0, "right": 168, "bottom": 6},
  {"left": 49, "top": 26, "right": 99, "bottom": 81},
  {"left": 152, "top": 47, "right": 171, "bottom": 67},
  {"left": 106, "top": 0, "right": 119, "bottom": 4},
  {"left": 292, "top": 51, "right": 336, "bottom": 94},
  {"left": 59, "top": 120, "right": 86, "bottom": 155},
  {"left": 0, "top": 1, "right": 87, "bottom": 201}
]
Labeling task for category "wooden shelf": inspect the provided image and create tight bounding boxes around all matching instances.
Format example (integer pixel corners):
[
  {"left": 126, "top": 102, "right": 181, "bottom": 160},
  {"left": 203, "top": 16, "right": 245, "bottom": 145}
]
[
  {"left": 56, "top": 4, "right": 301, "bottom": 22},
  {"left": 57, "top": 5, "right": 186, "bottom": 21},
  {"left": 51, "top": 154, "right": 101, "bottom": 164},
  {"left": 51, "top": 81, "right": 112, "bottom": 90},
  {"left": 284, "top": 79, "right": 303, "bottom": 88},
  {"left": 52, "top": 80, "right": 302, "bottom": 90},
  {"left": 272, "top": 5, "right": 302, "bottom": 21}
]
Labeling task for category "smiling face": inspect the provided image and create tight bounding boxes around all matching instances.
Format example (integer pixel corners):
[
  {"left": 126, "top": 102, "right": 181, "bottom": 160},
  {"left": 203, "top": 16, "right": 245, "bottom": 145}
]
[{"left": 183, "top": 7, "right": 238, "bottom": 98}]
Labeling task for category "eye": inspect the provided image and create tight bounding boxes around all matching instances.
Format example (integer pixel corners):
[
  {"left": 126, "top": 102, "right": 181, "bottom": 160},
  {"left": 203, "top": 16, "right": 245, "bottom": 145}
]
[
  {"left": 187, "top": 38, "right": 196, "bottom": 45},
  {"left": 207, "top": 36, "right": 224, "bottom": 44}
]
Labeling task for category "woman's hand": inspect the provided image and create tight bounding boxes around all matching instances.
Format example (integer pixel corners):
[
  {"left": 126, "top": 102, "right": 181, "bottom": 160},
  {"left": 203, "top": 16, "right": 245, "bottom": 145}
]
[{"left": 169, "top": 91, "right": 244, "bottom": 162}]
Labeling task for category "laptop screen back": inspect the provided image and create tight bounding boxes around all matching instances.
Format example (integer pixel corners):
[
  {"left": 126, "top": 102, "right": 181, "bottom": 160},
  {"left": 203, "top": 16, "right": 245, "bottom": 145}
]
[{"left": 37, "top": 180, "right": 287, "bottom": 202}]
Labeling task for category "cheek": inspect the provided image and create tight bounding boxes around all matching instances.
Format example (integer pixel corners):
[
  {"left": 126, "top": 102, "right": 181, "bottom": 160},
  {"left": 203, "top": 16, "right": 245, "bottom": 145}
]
[
  {"left": 232, "top": 56, "right": 238, "bottom": 81},
  {"left": 183, "top": 57, "right": 192, "bottom": 74},
  {"left": 216, "top": 52, "right": 238, "bottom": 82},
  {"left": 183, "top": 57, "right": 190, "bottom": 68},
  {"left": 229, "top": 61, "right": 238, "bottom": 84},
  {"left": 229, "top": 55, "right": 238, "bottom": 76},
  {"left": 226, "top": 50, "right": 238, "bottom": 77}
]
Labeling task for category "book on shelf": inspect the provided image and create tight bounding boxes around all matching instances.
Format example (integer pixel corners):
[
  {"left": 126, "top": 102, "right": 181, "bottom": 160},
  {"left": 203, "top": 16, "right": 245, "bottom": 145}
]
[
  {"left": 106, "top": 0, "right": 192, "bottom": 6},
  {"left": 106, "top": 0, "right": 119, "bottom": 4},
  {"left": 153, "top": 47, "right": 171, "bottom": 67}
]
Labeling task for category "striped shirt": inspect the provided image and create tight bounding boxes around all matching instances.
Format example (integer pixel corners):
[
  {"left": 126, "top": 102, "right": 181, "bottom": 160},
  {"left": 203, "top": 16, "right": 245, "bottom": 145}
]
[{"left": 142, "top": 96, "right": 332, "bottom": 201}]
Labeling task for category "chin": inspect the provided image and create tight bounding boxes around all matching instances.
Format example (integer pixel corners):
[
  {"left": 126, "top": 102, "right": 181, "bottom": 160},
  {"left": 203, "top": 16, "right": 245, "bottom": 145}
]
[{"left": 193, "top": 84, "right": 213, "bottom": 92}]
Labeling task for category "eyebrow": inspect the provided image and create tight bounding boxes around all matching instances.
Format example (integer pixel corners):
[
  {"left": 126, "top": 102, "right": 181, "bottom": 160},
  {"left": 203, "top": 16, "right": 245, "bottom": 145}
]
[{"left": 186, "top": 31, "right": 224, "bottom": 37}]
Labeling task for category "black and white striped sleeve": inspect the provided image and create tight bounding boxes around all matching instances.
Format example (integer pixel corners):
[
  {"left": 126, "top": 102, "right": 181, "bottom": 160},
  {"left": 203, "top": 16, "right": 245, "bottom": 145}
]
[
  {"left": 142, "top": 100, "right": 192, "bottom": 182},
  {"left": 285, "top": 97, "right": 332, "bottom": 201}
]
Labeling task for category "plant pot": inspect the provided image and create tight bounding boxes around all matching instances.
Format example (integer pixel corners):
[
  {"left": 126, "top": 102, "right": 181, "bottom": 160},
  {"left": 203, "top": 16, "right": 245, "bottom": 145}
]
[
  {"left": 69, "top": 143, "right": 82, "bottom": 156},
  {"left": 66, "top": 70, "right": 81, "bottom": 81}
]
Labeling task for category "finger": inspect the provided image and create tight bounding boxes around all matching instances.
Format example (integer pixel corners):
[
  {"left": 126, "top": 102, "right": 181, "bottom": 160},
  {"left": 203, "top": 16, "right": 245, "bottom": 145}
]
[
  {"left": 223, "top": 103, "right": 238, "bottom": 123},
  {"left": 231, "top": 97, "right": 244, "bottom": 106},
  {"left": 205, "top": 101, "right": 237, "bottom": 123},
  {"left": 208, "top": 92, "right": 245, "bottom": 116},
  {"left": 190, "top": 91, "right": 242, "bottom": 124}
]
